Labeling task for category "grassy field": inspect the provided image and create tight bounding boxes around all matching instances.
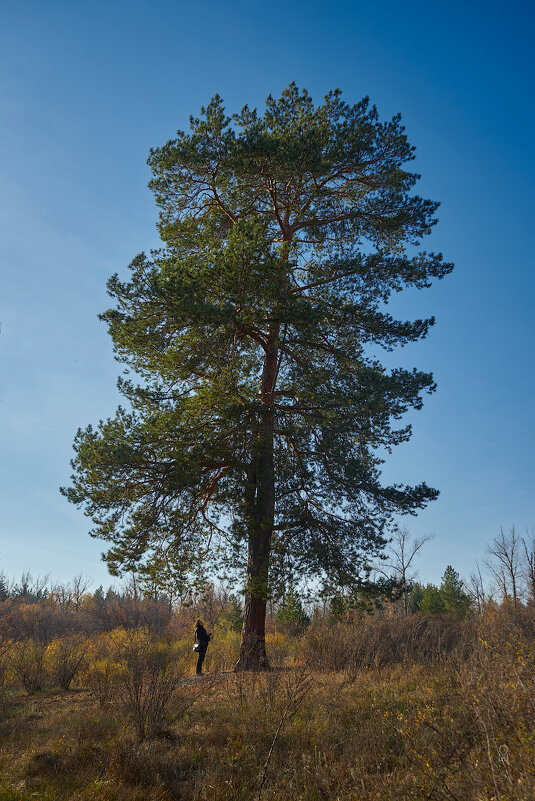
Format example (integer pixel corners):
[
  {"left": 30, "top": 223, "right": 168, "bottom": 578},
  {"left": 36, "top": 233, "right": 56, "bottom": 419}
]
[{"left": 0, "top": 608, "right": 534, "bottom": 800}]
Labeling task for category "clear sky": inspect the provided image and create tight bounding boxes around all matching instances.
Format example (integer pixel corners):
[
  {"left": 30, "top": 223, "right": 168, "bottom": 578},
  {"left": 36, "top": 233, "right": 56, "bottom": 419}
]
[{"left": 1, "top": 0, "right": 534, "bottom": 591}]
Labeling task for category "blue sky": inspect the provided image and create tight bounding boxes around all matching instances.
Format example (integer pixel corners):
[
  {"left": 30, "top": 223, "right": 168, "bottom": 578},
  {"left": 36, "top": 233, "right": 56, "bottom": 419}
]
[{"left": 1, "top": 0, "right": 534, "bottom": 590}]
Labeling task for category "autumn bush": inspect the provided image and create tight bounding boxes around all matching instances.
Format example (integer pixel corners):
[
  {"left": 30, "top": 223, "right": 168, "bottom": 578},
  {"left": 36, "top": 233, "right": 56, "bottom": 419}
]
[
  {"left": 10, "top": 639, "right": 48, "bottom": 693},
  {"left": 303, "top": 613, "right": 471, "bottom": 672},
  {"left": 46, "top": 634, "right": 89, "bottom": 690},
  {"left": 0, "top": 654, "right": 9, "bottom": 706},
  {"left": 84, "top": 633, "right": 121, "bottom": 707},
  {"left": 110, "top": 628, "right": 189, "bottom": 741},
  {"left": 201, "top": 623, "right": 240, "bottom": 673}
]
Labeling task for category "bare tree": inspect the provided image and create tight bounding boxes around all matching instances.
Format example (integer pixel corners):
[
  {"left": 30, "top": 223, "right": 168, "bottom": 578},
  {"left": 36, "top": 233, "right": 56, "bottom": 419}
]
[
  {"left": 12, "top": 572, "right": 49, "bottom": 602},
  {"left": 521, "top": 530, "right": 535, "bottom": 603},
  {"left": 381, "top": 528, "right": 434, "bottom": 615},
  {"left": 485, "top": 526, "right": 522, "bottom": 606},
  {"left": 50, "top": 574, "right": 91, "bottom": 612},
  {"left": 50, "top": 581, "right": 73, "bottom": 609},
  {"left": 467, "top": 562, "right": 486, "bottom": 613},
  {"left": 72, "top": 574, "right": 92, "bottom": 611}
]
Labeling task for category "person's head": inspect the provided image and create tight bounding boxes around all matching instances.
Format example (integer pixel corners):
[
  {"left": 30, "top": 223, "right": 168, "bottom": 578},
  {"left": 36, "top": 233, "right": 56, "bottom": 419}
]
[{"left": 196, "top": 619, "right": 203, "bottom": 627}]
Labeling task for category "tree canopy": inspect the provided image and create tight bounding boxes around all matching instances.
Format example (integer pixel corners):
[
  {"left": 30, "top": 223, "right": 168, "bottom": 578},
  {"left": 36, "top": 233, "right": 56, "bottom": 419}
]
[{"left": 63, "top": 84, "right": 453, "bottom": 668}]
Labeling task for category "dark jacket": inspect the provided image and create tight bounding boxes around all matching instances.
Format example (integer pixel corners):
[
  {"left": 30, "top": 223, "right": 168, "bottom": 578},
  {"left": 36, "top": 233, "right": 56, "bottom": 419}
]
[{"left": 194, "top": 624, "right": 211, "bottom": 647}]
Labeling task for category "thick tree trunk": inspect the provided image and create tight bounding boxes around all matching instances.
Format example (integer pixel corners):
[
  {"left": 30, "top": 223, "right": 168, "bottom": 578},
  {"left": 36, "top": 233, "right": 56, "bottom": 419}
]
[
  {"left": 235, "top": 338, "right": 278, "bottom": 671},
  {"left": 235, "top": 526, "right": 271, "bottom": 670}
]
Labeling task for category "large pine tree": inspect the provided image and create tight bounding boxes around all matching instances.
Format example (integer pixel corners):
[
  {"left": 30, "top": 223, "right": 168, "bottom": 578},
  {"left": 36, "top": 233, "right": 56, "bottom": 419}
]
[{"left": 63, "top": 84, "right": 452, "bottom": 669}]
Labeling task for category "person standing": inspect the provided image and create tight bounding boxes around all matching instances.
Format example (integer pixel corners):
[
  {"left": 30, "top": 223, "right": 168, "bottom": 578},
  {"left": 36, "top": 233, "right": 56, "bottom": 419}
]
[{"left": 194, "top": 619, "right": 211, "bottom": 676}]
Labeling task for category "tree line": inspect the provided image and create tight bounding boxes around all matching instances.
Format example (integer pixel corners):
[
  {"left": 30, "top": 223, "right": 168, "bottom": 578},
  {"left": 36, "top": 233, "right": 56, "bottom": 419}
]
[{"left": 1, "top": 524, "right": 533, "bottom": 646}]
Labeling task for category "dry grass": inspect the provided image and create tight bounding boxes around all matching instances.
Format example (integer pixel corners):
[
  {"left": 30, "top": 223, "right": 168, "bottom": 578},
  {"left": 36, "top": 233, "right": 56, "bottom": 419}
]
[
  {"left": 303, "top": 614, "right": 471, "bottom": 672},
  {"left": 0, "top": 608, "right": 533, "bottom": 800}
]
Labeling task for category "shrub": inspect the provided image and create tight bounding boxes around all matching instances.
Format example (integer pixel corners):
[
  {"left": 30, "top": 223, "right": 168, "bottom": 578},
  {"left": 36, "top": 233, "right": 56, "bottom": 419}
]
[
  {"left": 81, "top": 631, "right": 118, "bottom": 705},
  {"left": 304, "top": 615, "right": 470, "bottom": 672},
  {"left": 86, "top": 657, "right": 120, "bottom": 707},
  {"left": 10, "top": 639, "right": 47, "bottom": 693},
  {"left": 0, "top": 642, "right": 13, "bottom": 701},
  {"left": 112, "top": 629, "right": 186, "bottom": 740},
  {"left": 265, "top": 630, "right": 302, "bottom": 667},
  {"left": 203, "top": 624, "right": 240, "bottom": 673},
  {"left": 46, "top": 634, "right": 89, "bottom": 690}
]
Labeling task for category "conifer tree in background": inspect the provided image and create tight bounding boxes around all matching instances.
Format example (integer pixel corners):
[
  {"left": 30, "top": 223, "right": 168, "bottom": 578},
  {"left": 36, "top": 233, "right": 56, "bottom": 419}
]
[
  {"left": 408, "top": 582, "right": 425, "bottom": 613},
  {"left": 410, "top": 567, "right": 471, "bottom": 617},
  {"left": 63, "top": 84, "right": 452, "bottom": 669},
  {"left": 440, "top": 565, "right": 470, "bottom": 617},
  {"left": 0, "top": 573, "right": 9, "bottom": 602},
  {"left": 275, "top": 584, "right": 309, "bottom": 628},
  {"left": 221, "top": 594, "right": 244, "bottom": 633},
  {"left": 418, "top": 583, "right": 446, "bottom": 614}
]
